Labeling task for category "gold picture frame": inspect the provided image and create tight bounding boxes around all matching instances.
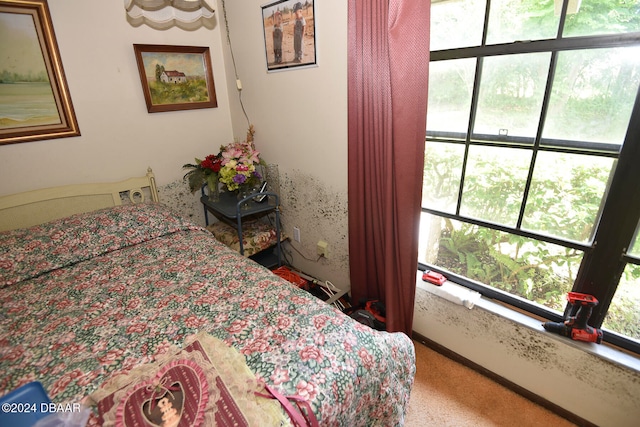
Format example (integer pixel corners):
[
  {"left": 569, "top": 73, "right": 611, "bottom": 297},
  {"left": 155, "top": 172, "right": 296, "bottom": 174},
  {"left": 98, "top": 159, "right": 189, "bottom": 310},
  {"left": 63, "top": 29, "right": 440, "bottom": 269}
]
[
  {"left": 133, "top": 44, "right": 218, "bottom": 113},
  {"left": 0, "top": 0, "right": 80, "bottom": 145}
]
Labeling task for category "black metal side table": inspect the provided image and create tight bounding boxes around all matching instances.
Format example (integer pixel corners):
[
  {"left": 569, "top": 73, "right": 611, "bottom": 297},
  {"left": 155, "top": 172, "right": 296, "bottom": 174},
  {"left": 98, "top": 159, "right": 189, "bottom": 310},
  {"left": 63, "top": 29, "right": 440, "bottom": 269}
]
[{"left": 200, "top": 189, "right": 282, "bottom": 268}]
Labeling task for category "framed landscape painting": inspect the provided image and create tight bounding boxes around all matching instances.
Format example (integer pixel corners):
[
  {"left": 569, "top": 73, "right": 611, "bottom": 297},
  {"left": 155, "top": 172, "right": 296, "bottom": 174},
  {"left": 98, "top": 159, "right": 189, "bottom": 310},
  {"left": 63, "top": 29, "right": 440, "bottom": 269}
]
[
  {"left": 0, "top": 0, "right": 80, "bottom": 145},
  {"left": 133, "top": 44, "right": 217, "bottom": 113},
  {"left": 261, "top": 0, "right": 316, "bottom": 72}
]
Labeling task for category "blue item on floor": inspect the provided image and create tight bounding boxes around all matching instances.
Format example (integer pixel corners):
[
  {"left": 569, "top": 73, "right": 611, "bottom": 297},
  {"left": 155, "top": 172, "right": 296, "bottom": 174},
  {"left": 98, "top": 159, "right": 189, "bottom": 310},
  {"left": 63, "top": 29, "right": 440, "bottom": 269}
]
[{"left": 0, "top": 381, "right": 51, "bottom": 427}]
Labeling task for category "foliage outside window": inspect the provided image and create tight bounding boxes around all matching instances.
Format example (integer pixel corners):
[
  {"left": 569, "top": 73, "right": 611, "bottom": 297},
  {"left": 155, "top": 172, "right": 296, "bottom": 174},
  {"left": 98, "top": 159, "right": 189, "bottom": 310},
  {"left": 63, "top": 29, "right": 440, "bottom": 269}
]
[{"left": 422, "top": 0, "right": 640, "bottom": 353}]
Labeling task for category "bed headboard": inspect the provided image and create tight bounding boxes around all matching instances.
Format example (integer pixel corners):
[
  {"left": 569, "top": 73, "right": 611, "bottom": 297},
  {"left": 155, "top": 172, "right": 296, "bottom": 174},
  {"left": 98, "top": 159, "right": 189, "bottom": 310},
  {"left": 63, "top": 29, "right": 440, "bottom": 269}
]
[{"left": 0, "top": 168, "right": 159, "bottom": 232}]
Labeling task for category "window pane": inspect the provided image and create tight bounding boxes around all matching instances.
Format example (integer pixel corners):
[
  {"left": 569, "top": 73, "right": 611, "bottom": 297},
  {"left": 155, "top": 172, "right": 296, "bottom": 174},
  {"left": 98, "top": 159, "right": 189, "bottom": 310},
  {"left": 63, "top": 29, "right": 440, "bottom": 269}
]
[
  {"left": 486, "top": 0, "right": 560, "bottom": 45},
  {"left": 629, "top": 222, "right": 640, "bottom": 258},
  {"left": 473, "top": 53, "right": 551, "bottom": 143},
  {"left": 542, "top": 47, "right": 640, "bottom": 148},
  {"left": 522, "top": 152, "right": 614, "bottom": 243},
  {"left": 418, "top": 212, "right": 580, "bottom": 312},
  {"left": 422, "top": 142, "right": 464, "bottom": 214},
  {"left": 430, "top": 0, "right": 485, "bottom": 51},
  {"left": 427, "top": 59, "right": 476, "bottom": 139},
  {"left": 563, "top": 0, "right": 640, "bottom": 38},
  {"left": 460, "top": 146, "right": 531, "bottom": 226},
  {"left": 602, "top": 264, "right": 640, "bottom": 342}
]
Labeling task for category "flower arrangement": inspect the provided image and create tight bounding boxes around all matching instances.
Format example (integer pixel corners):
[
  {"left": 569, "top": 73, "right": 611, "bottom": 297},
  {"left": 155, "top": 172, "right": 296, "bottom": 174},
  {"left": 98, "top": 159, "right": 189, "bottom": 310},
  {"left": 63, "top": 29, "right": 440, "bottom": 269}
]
[
  {"left": 182, "top": 126, "right": 264, "bottom": 194},
  {"left": 218, "top": 126, "right": 264, "bottom": 192},
  {"left": 182, "top": 152, "right": 223, "bottom": 194}
]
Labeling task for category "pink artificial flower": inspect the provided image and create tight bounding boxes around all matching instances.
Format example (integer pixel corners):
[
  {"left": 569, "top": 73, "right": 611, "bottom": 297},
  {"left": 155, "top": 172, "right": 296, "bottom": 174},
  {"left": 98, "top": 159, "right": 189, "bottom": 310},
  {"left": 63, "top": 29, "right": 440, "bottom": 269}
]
[
  {"left": 221, "top": 145, "right": 244, "bottom": 165},
  {"left": 246, "top": 149, "right": 260, "bottom": 164}
]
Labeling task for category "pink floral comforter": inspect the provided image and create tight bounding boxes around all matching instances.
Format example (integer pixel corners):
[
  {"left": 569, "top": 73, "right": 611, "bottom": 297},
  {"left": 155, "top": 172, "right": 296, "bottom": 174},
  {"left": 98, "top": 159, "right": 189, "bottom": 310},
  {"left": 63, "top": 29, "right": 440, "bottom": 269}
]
[{"left": 0, "top": 203, "right": 415, "bottom": 426}]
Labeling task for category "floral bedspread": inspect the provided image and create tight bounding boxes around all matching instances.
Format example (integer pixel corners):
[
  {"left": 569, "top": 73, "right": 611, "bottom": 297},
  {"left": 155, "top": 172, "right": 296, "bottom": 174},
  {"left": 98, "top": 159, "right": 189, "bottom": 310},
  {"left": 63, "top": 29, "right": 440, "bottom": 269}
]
[{"left": 0, "top": 203, "right": 415, "bottom": 426}]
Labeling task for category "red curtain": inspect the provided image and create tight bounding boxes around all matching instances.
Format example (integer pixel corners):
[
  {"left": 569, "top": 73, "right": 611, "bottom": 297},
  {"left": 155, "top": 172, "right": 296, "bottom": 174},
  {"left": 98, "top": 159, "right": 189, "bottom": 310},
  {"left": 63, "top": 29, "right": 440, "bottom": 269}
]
[{"left": 347, "top": 0, "right": 430, "bottom": 334}]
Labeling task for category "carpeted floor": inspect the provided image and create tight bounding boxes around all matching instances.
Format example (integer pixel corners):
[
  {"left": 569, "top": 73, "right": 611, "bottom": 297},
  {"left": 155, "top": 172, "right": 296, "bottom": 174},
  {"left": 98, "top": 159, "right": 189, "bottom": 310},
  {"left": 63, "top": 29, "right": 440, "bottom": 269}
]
[{"left": 405, "top": 341, "right": 577, "bottom": 427}]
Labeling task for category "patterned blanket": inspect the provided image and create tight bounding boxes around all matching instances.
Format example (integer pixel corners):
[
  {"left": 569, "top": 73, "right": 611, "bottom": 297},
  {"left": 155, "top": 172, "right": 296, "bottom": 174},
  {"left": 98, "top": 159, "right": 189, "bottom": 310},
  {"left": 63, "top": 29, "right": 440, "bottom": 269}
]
[{"left": 0, "top": 203, "right": 415, "bottom": 426}]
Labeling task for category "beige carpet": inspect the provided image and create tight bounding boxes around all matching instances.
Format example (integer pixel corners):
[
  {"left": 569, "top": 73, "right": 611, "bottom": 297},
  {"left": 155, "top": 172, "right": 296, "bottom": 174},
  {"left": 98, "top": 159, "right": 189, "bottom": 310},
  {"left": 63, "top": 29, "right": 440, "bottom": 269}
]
[{"left": 405, "top": 341, "right": 577, "bottom": 427}]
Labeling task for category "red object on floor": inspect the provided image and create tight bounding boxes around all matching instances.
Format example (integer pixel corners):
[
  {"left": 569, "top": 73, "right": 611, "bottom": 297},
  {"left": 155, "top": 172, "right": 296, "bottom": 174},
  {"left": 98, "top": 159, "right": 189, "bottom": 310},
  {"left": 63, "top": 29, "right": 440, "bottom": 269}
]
[{"left": 272, "top": 266, "right": 309, "bottom": 288}]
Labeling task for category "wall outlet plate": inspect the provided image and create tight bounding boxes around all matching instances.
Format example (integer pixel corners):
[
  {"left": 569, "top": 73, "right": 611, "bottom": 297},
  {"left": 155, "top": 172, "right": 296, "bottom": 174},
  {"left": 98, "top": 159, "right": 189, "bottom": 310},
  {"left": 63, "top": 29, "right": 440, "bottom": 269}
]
[{"left": 317, "top": 240, "right": 329, "bottom": 258}]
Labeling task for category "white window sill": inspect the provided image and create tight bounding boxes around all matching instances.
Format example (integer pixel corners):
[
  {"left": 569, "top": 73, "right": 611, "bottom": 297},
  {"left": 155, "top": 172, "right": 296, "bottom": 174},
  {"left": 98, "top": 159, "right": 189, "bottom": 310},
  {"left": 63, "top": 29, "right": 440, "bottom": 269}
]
[{"left": 416, "top": 272, "right": 640, "bottom": 373}]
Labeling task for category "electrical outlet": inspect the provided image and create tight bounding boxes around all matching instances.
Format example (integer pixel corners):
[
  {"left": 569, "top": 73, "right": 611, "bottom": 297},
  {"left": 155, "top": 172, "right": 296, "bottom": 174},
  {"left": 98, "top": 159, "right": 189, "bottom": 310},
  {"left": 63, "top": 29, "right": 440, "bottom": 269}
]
[
  {"left": 293, "top": 227, "right": 301, "bottom": 243},
  {"left": 317, "top": 240, "right": 329, "bottom": 258}
]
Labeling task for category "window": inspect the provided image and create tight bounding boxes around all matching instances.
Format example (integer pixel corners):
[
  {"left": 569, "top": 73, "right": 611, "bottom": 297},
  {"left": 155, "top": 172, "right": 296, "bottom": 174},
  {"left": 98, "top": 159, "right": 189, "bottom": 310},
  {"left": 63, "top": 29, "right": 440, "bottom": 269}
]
[{"left": 421, "top": 0, "right": 640, "bottom": 353}]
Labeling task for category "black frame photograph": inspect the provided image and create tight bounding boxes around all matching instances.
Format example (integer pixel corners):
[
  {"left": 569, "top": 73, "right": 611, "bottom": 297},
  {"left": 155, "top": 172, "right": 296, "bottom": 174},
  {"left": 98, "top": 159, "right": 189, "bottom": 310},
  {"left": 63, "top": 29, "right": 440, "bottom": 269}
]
[{"left": 261, "top": 0, "right": 316, "bottom": 72}]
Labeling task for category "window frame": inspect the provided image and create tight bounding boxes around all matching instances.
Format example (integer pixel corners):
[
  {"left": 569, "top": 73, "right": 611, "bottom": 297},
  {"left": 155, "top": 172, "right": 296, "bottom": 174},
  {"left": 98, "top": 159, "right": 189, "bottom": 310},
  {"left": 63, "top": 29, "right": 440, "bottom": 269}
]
[{"left": 423, "top": 3, "right": 640, "bottom": 353}]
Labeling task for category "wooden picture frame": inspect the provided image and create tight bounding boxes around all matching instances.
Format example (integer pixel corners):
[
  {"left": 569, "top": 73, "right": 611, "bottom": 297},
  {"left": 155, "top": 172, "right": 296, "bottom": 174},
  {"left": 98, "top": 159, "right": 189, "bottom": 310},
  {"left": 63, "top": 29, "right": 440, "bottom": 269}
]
[
  {"left": 261, "top": 0, "right": 317, "bottom": 72},
  {"left": 133, "top": 44, "right": 217, "bottom": 113},
  {"left": 0, "top": 0, "right": 80, "bottom": 146}
]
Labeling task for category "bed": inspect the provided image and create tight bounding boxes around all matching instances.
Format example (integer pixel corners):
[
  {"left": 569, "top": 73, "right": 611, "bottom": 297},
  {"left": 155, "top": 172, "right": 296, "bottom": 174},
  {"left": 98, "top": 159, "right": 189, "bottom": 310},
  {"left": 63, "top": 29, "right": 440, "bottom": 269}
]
[{"left": 0, "top": 169, "right": 415, "bottom": 426}]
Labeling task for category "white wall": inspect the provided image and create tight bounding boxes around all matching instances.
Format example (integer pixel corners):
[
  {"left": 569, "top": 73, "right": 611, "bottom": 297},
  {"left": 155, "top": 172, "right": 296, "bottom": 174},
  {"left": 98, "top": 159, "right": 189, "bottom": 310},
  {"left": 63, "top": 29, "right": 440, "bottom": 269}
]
[
  {"left": 0, "top": 0, "right": 234, "bottom": 194},
  {"left": 219, "top": 0, "right": 350, "bottom": 287},
  {"left": 414, "top": 284, "right": 640, "bottom": 427},
  {"left": 219, "top": 0, "right": 347, "bottom": 188}
]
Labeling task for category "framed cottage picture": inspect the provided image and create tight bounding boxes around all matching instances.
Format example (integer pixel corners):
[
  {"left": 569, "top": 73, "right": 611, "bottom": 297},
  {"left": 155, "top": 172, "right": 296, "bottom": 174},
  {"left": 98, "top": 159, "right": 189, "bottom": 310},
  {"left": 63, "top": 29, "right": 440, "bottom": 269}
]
[
  {"left": 261, "top": 0, "right": 316, "bottom": 72},
  {"left": 133, "top": 44, "right": 217, "bottom": 113},
  {"left": 0, "top": 0, "right": 80, "bottom": 145}
]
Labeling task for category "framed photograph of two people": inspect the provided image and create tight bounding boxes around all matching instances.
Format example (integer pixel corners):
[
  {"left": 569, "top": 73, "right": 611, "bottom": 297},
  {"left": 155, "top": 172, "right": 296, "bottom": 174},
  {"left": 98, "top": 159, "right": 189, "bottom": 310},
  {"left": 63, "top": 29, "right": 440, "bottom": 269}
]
[{"left": 261, "top": 0, "right": 316, "bottom": 72}]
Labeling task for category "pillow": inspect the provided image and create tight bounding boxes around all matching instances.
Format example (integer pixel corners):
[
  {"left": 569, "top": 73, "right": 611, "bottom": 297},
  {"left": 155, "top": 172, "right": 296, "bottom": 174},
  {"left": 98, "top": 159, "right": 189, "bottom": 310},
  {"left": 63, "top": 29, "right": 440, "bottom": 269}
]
[
  {"left": 206, "top": 220, "right": 285, "bottom": 257},
  {"left": 0, "top": 203, "right": 206, "bottom": 288},
  {"left": 90, "top": 333, "right": 289, "bottom": 427}
]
